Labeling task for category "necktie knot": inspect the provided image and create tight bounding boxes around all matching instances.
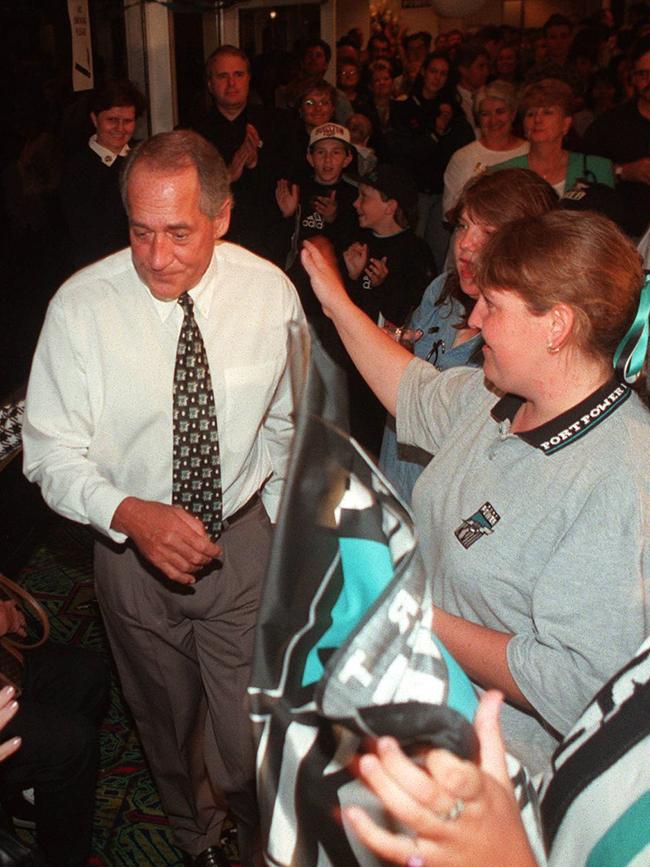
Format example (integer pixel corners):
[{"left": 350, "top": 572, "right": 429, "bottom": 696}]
[{"left": 177, "top": 292, "right": 194, "bottom": 315}]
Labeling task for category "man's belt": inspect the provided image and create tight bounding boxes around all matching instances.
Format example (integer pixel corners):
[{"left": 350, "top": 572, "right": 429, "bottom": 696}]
[{"left": 222, "top": 493, "right": 261, "bottom": 530}]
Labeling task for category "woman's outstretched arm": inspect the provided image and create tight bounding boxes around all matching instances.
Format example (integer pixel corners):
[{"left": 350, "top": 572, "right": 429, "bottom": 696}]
[{"left": 301, "top": 238, "right": 414, "bottom": 417}]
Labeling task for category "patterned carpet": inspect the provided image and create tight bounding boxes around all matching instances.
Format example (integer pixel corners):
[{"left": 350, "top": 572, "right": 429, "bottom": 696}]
[{"left": 13, "top": 514, "right": 240, "bottom": 867}]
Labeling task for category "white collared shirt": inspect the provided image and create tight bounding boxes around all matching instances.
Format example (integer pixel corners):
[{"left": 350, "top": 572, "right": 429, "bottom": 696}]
[
  {"left": 88, "top": 134, "right": 129, "bottom": 166},
  {"left": 23, "top": 243, "right": 307, "bottom": 541},
  {"left": 456, "top": 85, "right": 480, "bottom": 138}
]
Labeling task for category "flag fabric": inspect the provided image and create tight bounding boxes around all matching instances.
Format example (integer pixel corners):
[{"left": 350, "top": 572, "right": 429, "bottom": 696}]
[
  {"left": 249, "top": 334, "right": 544, "bottom": 866},
  {"left": 540, "top": 636, "right": 650, "bottom": 866}
]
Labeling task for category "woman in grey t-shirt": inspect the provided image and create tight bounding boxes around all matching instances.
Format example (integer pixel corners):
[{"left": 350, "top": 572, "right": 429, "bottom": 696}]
[{"left": 301, "top": 207, "right": 650, "bottom": 777}]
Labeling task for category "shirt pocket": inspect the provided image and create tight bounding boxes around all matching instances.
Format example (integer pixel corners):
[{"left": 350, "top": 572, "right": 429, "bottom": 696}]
[{"left": 222, "top": 360, "right": 283, "bottom": 450}]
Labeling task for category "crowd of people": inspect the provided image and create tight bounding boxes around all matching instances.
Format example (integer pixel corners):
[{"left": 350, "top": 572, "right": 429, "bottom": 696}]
[
  {"left": 1, "top": 6, "right": 649, "bottom": 867},
  {"left": 3, "top": 9, "right": 650, "bottom": 397}
]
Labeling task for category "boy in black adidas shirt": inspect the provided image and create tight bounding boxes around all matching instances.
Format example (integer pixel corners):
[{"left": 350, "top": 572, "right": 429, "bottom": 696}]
[
  {"left": 276, "top": 124, "right": 359, "bottom": 366},
  {"left": 343, "top": 165, "right": 435, "bottom": 453},
  {"left": 344, "top": 164, "right": 435, "bottom": 328},
  {"left": 276, "top": 124, "right": 358, "bottom": 311}
]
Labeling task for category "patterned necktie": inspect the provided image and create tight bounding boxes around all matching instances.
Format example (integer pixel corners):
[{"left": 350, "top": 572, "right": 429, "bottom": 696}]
[{"left": 172, "top": 292, "right": 222, "bottom": 540}]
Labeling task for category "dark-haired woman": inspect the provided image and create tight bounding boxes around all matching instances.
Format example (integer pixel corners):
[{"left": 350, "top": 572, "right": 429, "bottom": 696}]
[
  {"left": 302, "top": 208, "right": 650, "bottom": 776},
  {"left": 391, "top": 52, "right": 474, "bottom": 269},
  {"left": 357, "top": 61, "right": 401, "bottom": 161},
  {"left": 379, "top": 169, "right": 556, "bottom": 501},
  {"left": 60, "top": 80, "right": 145, "bottom": 270}
]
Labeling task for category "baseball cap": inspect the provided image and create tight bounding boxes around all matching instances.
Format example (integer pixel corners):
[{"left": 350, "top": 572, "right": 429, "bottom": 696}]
[
  {"left": 346, "top": 163, "right": 418, "bottom": 217},
  {"left": 308, "top": 123, "right": 351, "bottom": 150}
]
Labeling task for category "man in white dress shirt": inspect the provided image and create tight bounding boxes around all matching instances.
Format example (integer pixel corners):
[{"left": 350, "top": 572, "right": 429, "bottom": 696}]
[{"left": 23, "top": 130, "right": 306, "bottom": 867}]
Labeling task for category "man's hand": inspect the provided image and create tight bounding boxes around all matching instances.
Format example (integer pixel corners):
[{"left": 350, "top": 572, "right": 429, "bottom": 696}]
[
  {"left": 242, "top": 123, "right": 261, "bottom": 168},
  {"left": 313, "top": 190, "right": 337, "bottom": 223},
  {"left": 276, "top": 179, "right": 300, "bottom": 217},
  {"left": 618, "top": 157, "right": 650, "bottom": 184},
  {"left": 364, "top": 255, "right": 388, "bottom": 287},
  {"left": 228, "top": 124, "right": 261, "bottom": 182},
  {"left": 344, "top": 242, "right": 369, "bottom": 279},
  {"left": 0, "top": 600, "right": 26, "bottom": 640},
  {"left": 229, "top": 145, "right": 252, "bottom": 183},
  {"left": 111, "top": 497, "right": 222, "bottom": 585}
]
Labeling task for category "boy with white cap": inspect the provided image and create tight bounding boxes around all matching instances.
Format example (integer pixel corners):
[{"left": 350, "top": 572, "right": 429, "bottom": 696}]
[{"left": 276, "top": 123, "right": 359, "bottom": 338}]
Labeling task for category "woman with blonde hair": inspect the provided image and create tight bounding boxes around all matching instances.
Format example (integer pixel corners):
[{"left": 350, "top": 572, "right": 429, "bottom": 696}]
[
  {"left": 442, "top": 81, "right": 528, "bottom": 217},
  {"left": 301, "top": 208, "right": 650, "bottom": 777}
]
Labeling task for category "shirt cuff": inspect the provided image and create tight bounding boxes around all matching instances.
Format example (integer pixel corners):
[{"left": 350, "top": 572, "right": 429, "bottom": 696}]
[
  {"left": 86, "top": 481, "right": 132, "bottom": 544},
  {"left": 260, "top": 489, "right": 280, "bottom": 523}
]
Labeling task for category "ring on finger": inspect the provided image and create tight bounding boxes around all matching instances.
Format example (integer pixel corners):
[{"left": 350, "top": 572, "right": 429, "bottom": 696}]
[
  {"left": 433, "top": 798, "right": 465, "bottom": 822},
  {"left": 403, "top": 833, "right": 425, "bottom": 867},
  {"left": 405, "top": 846, "right": 425, "bottom": 867}
]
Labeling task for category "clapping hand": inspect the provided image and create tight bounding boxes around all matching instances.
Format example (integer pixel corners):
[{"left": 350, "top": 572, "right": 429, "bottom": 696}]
[
  {"left": 619, "top": 157, "right": 650, "bottom": 184},
  {"left": 364, "top": 255, "right": 388, "bottom": 287},
  {"left": 343, "top": 242, "right": 369, "bottom": 280},
  {"left": 313, "top": 190, "right": 337, "bottom": 223},
  {"left": 276, "top": 179, "right": 300, "bottom": 217},
  {"left": 435, "top": 104, "right": 453, "bottom": 137},
  {"left": 228, "top": 124, "right": 261, "bottom": 182}
]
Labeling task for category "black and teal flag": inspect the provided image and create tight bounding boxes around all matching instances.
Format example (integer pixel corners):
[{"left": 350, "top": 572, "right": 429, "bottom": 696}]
[{"left": 249, "top": 334, "right": 542, "bottom": 866}]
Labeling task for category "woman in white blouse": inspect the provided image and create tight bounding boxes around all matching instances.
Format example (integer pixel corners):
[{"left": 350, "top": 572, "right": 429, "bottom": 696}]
[{"left": 443, "top": 81, "right": 528, "bottom": 218}]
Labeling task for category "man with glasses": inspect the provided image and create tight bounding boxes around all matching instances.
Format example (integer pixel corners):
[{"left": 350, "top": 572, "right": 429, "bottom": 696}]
[
  {"left": 276, "top": 39, "right": 353, "bottom": 125},
  {"left": 583, "top": 35, "right": 650, "bottom": 238}
]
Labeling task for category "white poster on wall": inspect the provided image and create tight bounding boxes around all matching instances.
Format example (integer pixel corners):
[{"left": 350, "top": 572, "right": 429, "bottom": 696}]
[{"left": 68, "top": 0, "right": 94, "bottom": 91}]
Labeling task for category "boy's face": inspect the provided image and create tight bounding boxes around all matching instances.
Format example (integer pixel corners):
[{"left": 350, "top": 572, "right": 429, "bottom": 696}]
[
  {"left": 303, "top": 45, "right": 328, "bottom": 77},
  {"left": 354, "top": 183, "right": 390, "bottom": 229},
  {"left": 545, "top": 24, "right": 572, "bottom": 62},
  {"left": 307, "top": 139, "right": 353, "bottom": 185},
  {"left": 347, "top": 115, "right": 370, "bottom": 145}
]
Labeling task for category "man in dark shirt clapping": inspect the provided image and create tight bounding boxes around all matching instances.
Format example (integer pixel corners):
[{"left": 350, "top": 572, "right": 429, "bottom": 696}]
[{"left": 193, "top": 45, "right": 298, "bottom": 264}]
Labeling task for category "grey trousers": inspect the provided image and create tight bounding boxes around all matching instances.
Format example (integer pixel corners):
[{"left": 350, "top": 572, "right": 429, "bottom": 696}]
[{"left": 94, "top": 497, "right": 272, "bottom": 861}]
